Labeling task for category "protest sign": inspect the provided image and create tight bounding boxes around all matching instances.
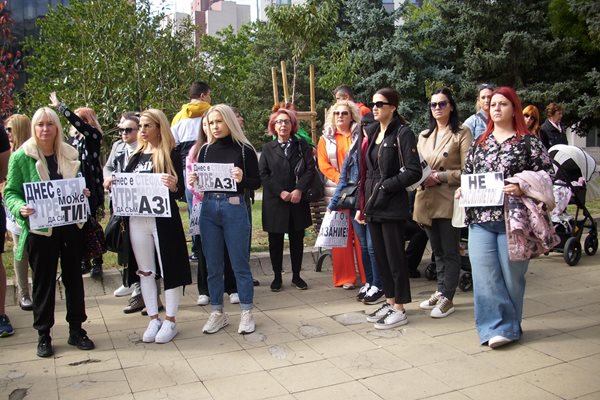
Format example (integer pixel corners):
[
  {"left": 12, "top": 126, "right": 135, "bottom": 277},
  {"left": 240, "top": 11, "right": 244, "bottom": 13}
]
[
  {"left": 459, "top": 172, "right": 505, "bottom": 207},
  {"left": 315, "top": 211, "right": 349, "bottom": 248},
  {"left": 189, "top": 202, "right": 201, "bottom": 236},
  {"left": 112, "top": 173, "right": 171, "bottom": 217},
  {"left": 192, "top": 163, "right": 237, "bottom": 192},
  {"left": 24, "top": 177, "right": 89, "bottom": 229}
]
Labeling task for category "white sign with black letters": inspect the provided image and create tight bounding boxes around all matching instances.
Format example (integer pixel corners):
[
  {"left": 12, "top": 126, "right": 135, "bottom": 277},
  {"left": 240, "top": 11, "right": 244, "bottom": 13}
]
[
  {"left": 315, "top": 211, "right": 349, "bottom": 248},
  {"left": 192, "top": 163, "right": 237, "bottom": 192},
  {"left": 459, "top": 172, "right": 505, "bottom": 207},
  {"left": 24, "top": 177, "right": 89, "bottom": 229},
  {"left": 112, "top": 173, "right": 171, "bottom": 217}
]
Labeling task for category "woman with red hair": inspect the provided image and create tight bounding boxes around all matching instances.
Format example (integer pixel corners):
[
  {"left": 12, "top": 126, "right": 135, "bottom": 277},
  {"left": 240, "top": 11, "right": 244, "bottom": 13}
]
[
  {"left": 522, "top": 105, "right": 541, "bottom": 136},
  {"left": 462, "top": 87, "right": 553, "bottom": 349}
]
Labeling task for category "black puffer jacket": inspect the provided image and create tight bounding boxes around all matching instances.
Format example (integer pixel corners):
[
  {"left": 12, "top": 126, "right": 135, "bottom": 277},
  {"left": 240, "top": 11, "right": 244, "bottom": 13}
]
[{"left": 363, "top": 116, "right": 422, "bottom": 222}]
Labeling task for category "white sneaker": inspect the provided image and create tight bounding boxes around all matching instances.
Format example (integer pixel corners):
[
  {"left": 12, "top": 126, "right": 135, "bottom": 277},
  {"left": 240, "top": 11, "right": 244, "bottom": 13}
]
[
  {"left": 113, "top": 285, "right": 133, "bottom": 297},
  {"left": 131, "top": 283, "right": 141, "bottom": 297},
  {"left": 356, "top": 283, "right": 370, "bottom": 301},
  {"left": 374, "top": 309, "right": 408, "bottom": 330},
  {"left": 488, "top": 335, "right": 512, "bottom": 349},
  {"left": 155, "top": 320, "right": 177, "bottom": 343},
  {"left": 203, "top": 311, "right": 229, "bottom": 334},
  {"left": 142, "top": 319, "right": 162, "bottom": 343},
  {"left": 366, "top": 303, "right": 393, "bottom": 323},
  {"left": 342, "top": 283, "right": 356, "bottom": 290},
  {"left": 420, "top": 291, "right": 442, "bottom": 310},
  {"left": 229, "top": 293, "right": 240, "bottom": 304},
  {"left": 197, "top": 295, "right": 209, "bottom": 306},
  {"left": 430, "top": 296, "right": 455, "bottom": 318},
  {"left": 238, "top": 310, "right": 256, "bottom": 334}
]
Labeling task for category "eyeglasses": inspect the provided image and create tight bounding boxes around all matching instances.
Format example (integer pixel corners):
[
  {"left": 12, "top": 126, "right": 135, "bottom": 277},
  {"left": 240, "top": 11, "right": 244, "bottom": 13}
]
[
  {"left": 275, "top": 119, "right": 291, "bottom": 126},
  {"left": 429, "top": 101, "right": 448, "bottom": 109},
  {"left": 333, "top": 111, "right": 349, "bottom": 116},
  {"left": 370, "top": 101, "right": 392, "bottom": 109},
  {"left": 478, "top": 83, "right": 496, "bottom": 91},
  {"left": 119, "top": 127, "right": 136, "bottom": 134}
]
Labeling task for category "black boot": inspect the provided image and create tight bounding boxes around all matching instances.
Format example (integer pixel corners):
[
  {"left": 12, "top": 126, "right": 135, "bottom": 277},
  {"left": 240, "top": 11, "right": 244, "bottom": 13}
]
[
  {"left": 270, "top": 273, "right": 282, "bottom": 292},
  {"left": 90, "top": 263, "right": 103, "bottom": 279},
  {"left": 81, "top": 260, "right": 92, "bottom": 275}
]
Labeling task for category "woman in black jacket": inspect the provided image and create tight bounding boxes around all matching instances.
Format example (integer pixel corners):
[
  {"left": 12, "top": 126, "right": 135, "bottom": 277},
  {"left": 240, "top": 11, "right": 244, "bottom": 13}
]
[
  {"left": 260, "top": 108, "right": 314, "bottom": 292},
  {"left": 358, "top": 88, "right": 422, "bottom": 329}
]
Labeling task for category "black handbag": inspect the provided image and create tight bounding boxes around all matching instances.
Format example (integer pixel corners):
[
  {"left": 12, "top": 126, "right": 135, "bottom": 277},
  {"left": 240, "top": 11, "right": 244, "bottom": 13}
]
[
  {"left": 338, "top": 182, "right": 359, "bottom": 209},
  {"left": 105, "top": 214, "right": 125, "bottom": 253},
  {"left": 294, "top": 141, "right": 325, "bottom": 203},
  {"left": 83, "top": 216, "right": 107, "bottom": 261}
]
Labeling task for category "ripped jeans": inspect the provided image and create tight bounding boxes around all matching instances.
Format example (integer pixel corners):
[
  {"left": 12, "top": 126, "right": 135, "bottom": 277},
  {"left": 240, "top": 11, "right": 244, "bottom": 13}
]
[{"left": 129, "top": 217, "right": 180, "bottom": 317}]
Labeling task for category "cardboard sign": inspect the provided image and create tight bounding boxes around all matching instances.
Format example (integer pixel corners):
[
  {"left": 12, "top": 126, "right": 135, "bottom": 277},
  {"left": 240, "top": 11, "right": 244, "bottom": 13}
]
[
  {"left": 112, "top": 173, "right": 171, "bottom": 217},
  {"left": 23, "top": 177, "right": 89, "bottom": 229},
  {"left": 192, "top": 163, "right": 237, "bottom": 192},
  {"left": 189, "top": 202, "right": 201, "bottom": 236},
  {"left": 315, "top": 211, "right": 349, "bottom": 248},
  {"left": 459, "top": 172, "right": 505, "bottom": 207}
]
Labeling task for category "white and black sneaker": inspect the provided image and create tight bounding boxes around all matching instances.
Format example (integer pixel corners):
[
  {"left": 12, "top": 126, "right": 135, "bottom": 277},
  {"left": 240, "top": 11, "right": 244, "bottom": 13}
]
[
  {"left": 356, "top": 283, "right": 370, "bottom": 301},
  {"left": 366, "top": 303, "right": 393, "bottom": 323},
  {"left": 374, "top": 309, "right": 408, "bottom": 330},
  {"left": 363, "top": 286, "right": 385, "bottom": 305}
]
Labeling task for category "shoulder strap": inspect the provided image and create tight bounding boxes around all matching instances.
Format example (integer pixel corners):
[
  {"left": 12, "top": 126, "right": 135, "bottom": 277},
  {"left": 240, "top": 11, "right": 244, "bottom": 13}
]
[{"left": 396, "top": 126, "right": 406, "bottom": 170}]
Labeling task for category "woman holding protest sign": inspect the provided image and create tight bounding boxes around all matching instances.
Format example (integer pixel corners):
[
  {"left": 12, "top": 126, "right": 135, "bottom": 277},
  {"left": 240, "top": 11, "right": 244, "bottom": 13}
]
[
  {"left": 260, "top": 108, "right": 313, "bottom": 292},
  {"left": 122, "top": 109, "right": 191, "bottom": 344},
  {"left": 461, "top": 87, "right": 553, "bottom": 348},
  {"left": 414, "top": 88, "right": 472, "bottom": 319},
  {"left": 196, "top": 104, "right": 260, "bottom": 335},
  {"left": 4, "top": 107, "right": 94, "bottom": 357},
  {"left": 357, "top": 88, "right": 422, "bottom": 330}
]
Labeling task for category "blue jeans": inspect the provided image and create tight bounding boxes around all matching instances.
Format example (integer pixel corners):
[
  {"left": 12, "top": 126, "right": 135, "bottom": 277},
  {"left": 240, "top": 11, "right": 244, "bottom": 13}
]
[
  {"left": 352, "top": 218, "right": 381, "bottom": 288},
  {"left": 469, "top": 222, "right": 529, "bottom": 344},
  {"left": 200, "top": 193, "right": 253, "bottom": 311}
]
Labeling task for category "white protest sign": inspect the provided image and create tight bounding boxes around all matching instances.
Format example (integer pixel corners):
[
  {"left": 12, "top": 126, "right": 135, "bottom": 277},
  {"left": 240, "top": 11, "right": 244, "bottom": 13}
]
[
  {"left": 315, "top": 211, "right": 349, "bottom": 248},
  {"left": 189, "top": 202, "right": 201, "bottom": 236},
  {"left": 112, "top": 173, "right": 171, "bottom": 217},
  {"left": 24, "top": 177, "right": 89, "bottom": 229},
  {"left": 192, "top": 163, "right": 237, "bottom": 192},
  {"left": 459, "top": 172, "right": 505, "bottom": 207}
]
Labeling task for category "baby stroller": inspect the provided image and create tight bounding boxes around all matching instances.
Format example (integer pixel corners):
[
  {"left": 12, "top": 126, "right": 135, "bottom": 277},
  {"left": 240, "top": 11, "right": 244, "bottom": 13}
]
[
  {"left": 548, "top": 144, "right": 598, "bottom": 266},
  {"left": 424, "top": 227, "right": 473, "bottom": 291}
]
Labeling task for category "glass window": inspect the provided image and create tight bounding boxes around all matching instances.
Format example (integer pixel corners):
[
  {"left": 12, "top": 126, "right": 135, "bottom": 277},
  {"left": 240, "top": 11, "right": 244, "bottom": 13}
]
[{"left": 382, "top": 0, "right": 394, "bottom": 12}]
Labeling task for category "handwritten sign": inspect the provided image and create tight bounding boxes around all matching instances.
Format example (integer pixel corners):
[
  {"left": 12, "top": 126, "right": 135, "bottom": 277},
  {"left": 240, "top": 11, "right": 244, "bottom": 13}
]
[
  {"left": 189, "top": 202, "right": 201, "bottom": 236},
  {"left": 315, "top": 211, "right": 349, "bottom": 248},
  {"left": 24, "top": 177, "right": 89, "bottom": 229},
  {"left": 459, "top": 172, "right": 504, "bottom": 207},
  {"left": 192, "top": 163, "right": 237, "bottom": 192},
  {"left": 112, "top": 173, "right": 171, "bottom": 217}
]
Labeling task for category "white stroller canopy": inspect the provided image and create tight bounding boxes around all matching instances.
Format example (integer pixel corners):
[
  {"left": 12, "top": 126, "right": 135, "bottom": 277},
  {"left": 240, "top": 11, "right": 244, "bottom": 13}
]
[{"left": 548, "top": 144, "right": 596, "bottom": 182}]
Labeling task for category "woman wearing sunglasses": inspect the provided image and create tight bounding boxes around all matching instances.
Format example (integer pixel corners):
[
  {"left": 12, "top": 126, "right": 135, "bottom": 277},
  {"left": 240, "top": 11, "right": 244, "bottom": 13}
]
[
  {"left": 358, "top": 88, "right": 422, "bottom": 329},
  {"left": 414, "top": 88, "right": 472, "bottom": 319},
  {"left": 522, "top": 105, "right": 541, "bottom": 137},
  {"left": 317, "top": 100, "right": 366, "bottom": 291}
]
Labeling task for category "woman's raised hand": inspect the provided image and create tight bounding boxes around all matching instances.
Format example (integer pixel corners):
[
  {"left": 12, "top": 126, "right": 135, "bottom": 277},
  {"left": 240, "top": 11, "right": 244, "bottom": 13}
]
[{"left": 49, "top": 92, "right": 60, "bottom": 108}]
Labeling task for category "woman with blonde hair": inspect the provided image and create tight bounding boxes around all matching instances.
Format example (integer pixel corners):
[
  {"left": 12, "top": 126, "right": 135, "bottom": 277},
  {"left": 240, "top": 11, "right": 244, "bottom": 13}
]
[
  {"left": 122, "top": 108, "right": 191, "bottom": 344},
  {"left": 317, "top": 100, "right": 366, "bottom": 291},
  {"left": 522, "top": 105, "right": 541, "bottom": 137},
  {"left": 194, "top": 104, "right": 260, "bottom": 336},
  {"left": 4, "top": 114, "right": 33, "bottom": 310},
  {"left": 4, "top": 107, "right": 94, "bottom": 357}
]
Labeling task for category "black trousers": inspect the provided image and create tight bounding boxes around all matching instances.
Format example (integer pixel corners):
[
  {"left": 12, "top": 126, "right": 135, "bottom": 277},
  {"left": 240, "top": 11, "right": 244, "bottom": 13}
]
[
  {"left": 368, "top": 220, "right": 412, "bottom": 304},
  {"left": 405, "top": 220, "right": 429, "bottom": 272},
  {"left": 268, "top": 230, "right": 305, "bottom": 277},
  {"left": 28, "top": 224, "right": 87, "bottom": 334}
]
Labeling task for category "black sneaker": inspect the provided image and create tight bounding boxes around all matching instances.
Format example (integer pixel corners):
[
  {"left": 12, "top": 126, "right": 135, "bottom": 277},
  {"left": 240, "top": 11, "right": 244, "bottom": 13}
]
[
  {"left": 68, "top": 329, "right": 95, "bottom": 350},
  {"left": 270, "top": 277, "right": 282, "bottom": 292},
  {"left": 189, "top": 254, "right": 198, "bottom": 262},
  {"left": 90, "top": 263, "right": 103, "bottom": 279},
  {"left": 363, "top": 286, "right": 385, "bottom": 305},
  {"left": 37, "top": 334, "right": 53, "bottom": 358},
  {"left": 253, "top": 279, "right": 260, "bottom": 287},
  {"left": 81, "top": 261, "right": 92, "bottom": 275},
  {"left": 291, "top": 276, "right": 308, "bottom": 290}
]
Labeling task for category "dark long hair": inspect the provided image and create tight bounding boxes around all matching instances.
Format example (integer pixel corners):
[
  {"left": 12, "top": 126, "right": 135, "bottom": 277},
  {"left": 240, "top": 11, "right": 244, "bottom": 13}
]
[
  {"left": 476, "top": 86, "right": 530, "bottom": 146},
  {"left": 374, "top": 88, "right": 408, "bottom": 125},
  {"left": 427, "top": 87, "right": 460, "bottom": 135}
]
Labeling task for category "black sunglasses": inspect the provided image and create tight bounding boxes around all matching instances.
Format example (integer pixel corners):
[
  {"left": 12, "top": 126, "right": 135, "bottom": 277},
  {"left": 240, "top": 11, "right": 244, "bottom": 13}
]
[
  {"left": 119, "top": 127, "right": 136, "bottom": 134},
  {"left": 370, "top": 101, "right": 392, "bottom": 109},
  {"left": 429, "top": 101, "right": 448, "bottom": 109},
  {"left": 478, "top": 83, "right": 496, "bottom": 91}
]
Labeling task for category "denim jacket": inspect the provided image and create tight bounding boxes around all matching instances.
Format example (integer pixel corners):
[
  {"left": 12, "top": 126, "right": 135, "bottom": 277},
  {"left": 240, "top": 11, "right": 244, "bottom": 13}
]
[{"left": 328, "top": 138, "right": 360, "bottom": 211}]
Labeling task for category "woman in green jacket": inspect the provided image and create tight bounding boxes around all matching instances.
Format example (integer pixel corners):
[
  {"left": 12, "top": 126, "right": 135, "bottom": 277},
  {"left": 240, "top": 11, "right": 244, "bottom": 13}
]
[{"left": 4, "top": 107, "right": 94, "bottom": 358}]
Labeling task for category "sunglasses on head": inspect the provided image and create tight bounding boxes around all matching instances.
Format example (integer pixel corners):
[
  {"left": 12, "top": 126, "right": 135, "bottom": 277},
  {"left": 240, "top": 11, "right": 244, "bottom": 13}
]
[
  {"left": 119, "top": 127, "right": 136, "bottom": 134},
  {"left": 429, "top": 101, "right": 448, "bottom": 109},
  {"left": 478, "top": 83, "right": 496, "bottom": 91},
  {"left": 370, "top": 101, "right": 392, "bottom": 109},
  {"left": 333, "top": 111, "right": 349, "bottom": 116}
]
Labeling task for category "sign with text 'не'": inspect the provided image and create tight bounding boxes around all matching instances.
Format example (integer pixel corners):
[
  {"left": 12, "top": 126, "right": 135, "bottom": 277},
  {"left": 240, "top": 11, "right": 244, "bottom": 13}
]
[
  {"left": 459, "top": 172, "right": 505, "bottom": 207},
  {"left": 192, "top": 163, "right": 237, "bottom": 192},
  {"left": 24, "top": 177, "right": 89, "bottom": 229},
  {"left": 112, "top": 173, "right": 171, "bottom": 217}
]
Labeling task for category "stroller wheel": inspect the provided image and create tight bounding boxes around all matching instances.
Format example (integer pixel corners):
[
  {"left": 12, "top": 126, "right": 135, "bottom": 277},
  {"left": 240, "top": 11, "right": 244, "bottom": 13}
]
[
  {"left": 584, "top": 234, "right": 598, "bottom": 256},
  {"left": 458, "top": 273, "right": 473, "bottom": 292},
  {"left": 564, "top": 237, "right": 582, "bottom": 266},
  {"left": 424, "top": 263, "right": 437, "bottom": 281}
]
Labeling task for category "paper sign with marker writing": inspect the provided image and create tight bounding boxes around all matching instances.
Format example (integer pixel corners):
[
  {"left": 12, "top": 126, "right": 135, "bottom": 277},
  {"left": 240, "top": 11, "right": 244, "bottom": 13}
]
[{"left": 459, "top": 172, "right": 505, "bottom": 207}]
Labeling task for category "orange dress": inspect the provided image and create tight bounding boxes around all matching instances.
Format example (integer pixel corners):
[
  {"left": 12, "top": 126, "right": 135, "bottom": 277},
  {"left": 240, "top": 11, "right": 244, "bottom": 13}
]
[{"left": 317, "top": 128, "right": 365, "bottom": 287}]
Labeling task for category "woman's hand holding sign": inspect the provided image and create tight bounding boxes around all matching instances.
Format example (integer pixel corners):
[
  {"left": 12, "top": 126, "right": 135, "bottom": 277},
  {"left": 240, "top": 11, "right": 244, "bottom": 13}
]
[
  {"left": 161, "top": 174, "right": 178, "bottom": 192},
  {"left": 231, "top": 166, "right": 243, "bottom": 184},
  {"left": 20, "top": 205, "right": 35, "bottom": 217}
]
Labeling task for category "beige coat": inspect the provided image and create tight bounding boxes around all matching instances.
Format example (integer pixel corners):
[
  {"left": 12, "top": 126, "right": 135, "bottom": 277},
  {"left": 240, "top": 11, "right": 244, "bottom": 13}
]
[{"left": 413, "top": 125, "right": 472, "bottom": 226}]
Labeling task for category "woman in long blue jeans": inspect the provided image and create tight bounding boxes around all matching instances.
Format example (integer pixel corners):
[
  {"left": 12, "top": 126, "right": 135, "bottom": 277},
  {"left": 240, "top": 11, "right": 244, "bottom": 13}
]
[
  {"left": 461, "top": 87, "right": 553, "bottom": 349},
  {"left": 195, "top": 104, "right": 260, "bottom": 335}
]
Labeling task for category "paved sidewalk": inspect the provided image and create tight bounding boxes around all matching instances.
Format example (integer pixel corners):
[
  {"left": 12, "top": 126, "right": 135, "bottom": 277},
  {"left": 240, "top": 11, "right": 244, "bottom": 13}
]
[{"left": 1, "top": 250, "right": 600, "bottom": 400}]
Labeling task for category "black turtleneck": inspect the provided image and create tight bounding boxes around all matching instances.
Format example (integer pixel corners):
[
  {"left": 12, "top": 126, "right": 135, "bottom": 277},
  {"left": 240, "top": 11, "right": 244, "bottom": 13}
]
[{"left": 198, "top": 135, "right": 261, "bottom": 194}]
